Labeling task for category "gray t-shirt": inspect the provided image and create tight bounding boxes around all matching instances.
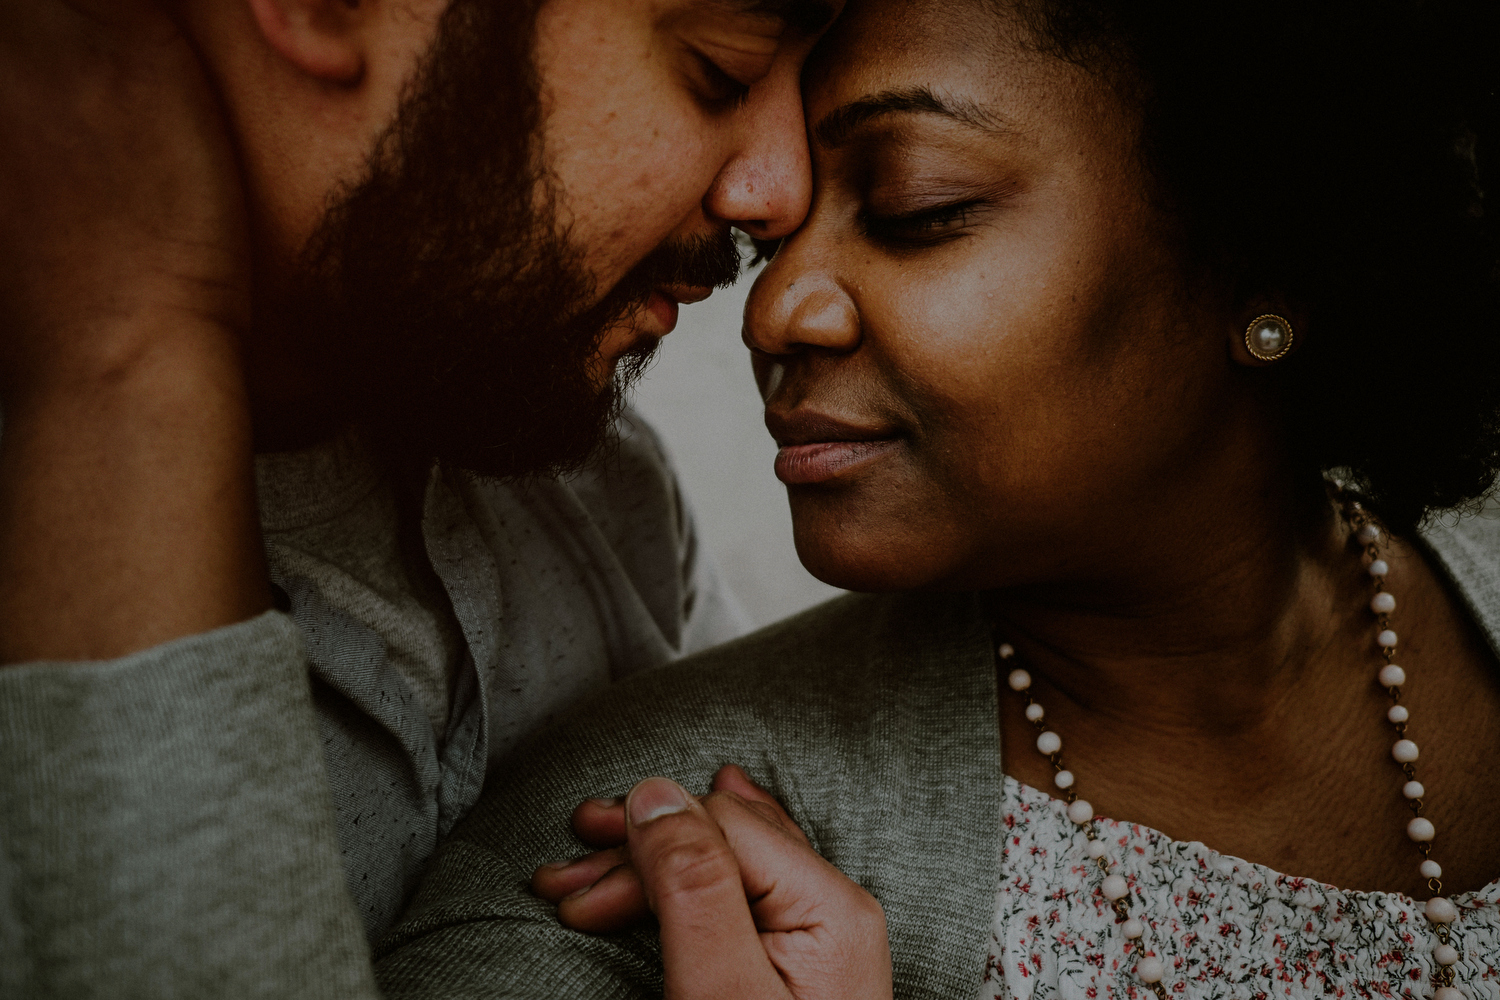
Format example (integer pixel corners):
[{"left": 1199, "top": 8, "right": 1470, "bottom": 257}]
[
  {"left": 257, "top": 435, "right": 464, "bottom": 742},
  {"left": 259, "top": 411, "right": 750, "bottom": 939}
]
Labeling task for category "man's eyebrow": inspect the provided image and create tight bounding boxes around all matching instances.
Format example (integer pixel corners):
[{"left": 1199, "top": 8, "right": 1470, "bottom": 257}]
[
  {"left": 728, "top": 0, "right": 838, "bottom": 34},
  {"left": 813, "top": 86, "right": 1014, "bottom": 148}
]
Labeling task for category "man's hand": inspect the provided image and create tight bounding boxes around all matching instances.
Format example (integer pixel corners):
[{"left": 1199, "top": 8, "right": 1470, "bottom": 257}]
[
  {"left": 534, "top": 765, "right": 893, "bottom": 1000},
  {"left": 0, "top": 0, "right": 267, "bottom": 661},
  {"left": 534, "top": 764, "right": 779, "bottom": 932}
]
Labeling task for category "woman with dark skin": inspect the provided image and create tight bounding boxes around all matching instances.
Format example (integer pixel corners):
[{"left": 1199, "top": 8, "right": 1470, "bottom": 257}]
[{"left": 374, "top": 0, "right": 1500, "bottom": 996}]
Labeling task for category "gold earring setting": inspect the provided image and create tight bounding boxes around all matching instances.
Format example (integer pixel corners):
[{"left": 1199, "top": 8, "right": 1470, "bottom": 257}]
[{"left": 1245, "top": 314, "right": 1294, "bottom": 361}]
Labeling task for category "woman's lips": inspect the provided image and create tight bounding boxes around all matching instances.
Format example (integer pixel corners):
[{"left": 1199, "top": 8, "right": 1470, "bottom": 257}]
[
  {"left": 767, "top": 410, "right": 903, "bottom": 485},
  {"left": 774, "top": 438, "right": 901, "bottom": 485}
]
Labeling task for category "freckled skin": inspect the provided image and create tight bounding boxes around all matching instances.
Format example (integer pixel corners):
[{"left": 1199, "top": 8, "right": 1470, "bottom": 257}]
[
  {"left": 537, "top": 0, "right": 829, "bottom": 303},
  {"left": 202, "top": 0, "right": 839, "bottom": 379},
  {"left": 534, "top": 0, "right": 842, "bottom": 369}
]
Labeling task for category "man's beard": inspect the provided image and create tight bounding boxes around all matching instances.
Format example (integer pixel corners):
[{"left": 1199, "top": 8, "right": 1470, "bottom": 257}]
[{"left": 281, "top": 0, "right": 742, "bottom": 479}]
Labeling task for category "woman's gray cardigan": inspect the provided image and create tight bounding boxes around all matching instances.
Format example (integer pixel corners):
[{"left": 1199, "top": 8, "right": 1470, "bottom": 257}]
[{"left": 372, "top": 509, "right": 1500, "bottom": 999}]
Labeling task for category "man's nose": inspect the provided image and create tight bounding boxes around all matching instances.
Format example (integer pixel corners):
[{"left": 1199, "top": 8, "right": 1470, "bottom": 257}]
[{"left": 701, "top": 65, "right": 812, "bottom": 240}]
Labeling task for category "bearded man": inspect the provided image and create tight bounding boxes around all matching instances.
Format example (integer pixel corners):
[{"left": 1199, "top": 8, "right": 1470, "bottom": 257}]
[{"left": 0, "top": 0, "right": 836, "bottom": 994}]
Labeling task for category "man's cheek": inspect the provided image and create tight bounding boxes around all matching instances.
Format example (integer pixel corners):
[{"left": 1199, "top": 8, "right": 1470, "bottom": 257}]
[
  {"left": 553, "top": 123, "right": 725, "bottom": 295},
  {"left": 573, "top": 208, "right": 669, "bottom": 301}
]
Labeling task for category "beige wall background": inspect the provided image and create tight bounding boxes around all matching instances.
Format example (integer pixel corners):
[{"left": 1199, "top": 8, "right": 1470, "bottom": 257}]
[{"left": 630, "top": 269, "right": 843, "bottom": 627}]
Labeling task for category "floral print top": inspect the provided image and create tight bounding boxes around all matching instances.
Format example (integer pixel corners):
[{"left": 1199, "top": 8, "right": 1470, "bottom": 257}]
[{"left": 980, "top": 777, "right": 1500, "bottom": 999}]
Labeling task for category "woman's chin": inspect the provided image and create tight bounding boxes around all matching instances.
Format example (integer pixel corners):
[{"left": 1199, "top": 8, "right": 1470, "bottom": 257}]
[{"left": 791, "top": 519, "right": 949, "bottom": 593}]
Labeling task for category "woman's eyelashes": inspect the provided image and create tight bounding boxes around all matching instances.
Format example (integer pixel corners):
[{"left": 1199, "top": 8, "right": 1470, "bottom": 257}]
[
  {"left": 861, "top": 200, "right": 986, "bottom": 249},
  {"left": 748, "top": 235, "right": 784, "bottom": 264}
]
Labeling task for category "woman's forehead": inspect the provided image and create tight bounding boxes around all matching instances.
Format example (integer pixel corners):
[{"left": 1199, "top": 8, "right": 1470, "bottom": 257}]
[{"left": 803, "top": 0, "right": 1063, "bottom": 135}]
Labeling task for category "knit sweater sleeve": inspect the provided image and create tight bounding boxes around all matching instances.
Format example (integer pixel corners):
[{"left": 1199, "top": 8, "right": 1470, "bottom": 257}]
[
  {"left": 372, "top": 590, "right": 1004, "bottom": 1000},
  {"left": 0, "top": 610, "right": 379, "bottom": 999},
  {"left": 371, "top": 657, "right": 760, "bottom": 1000},
  {"left": 369, "top": 604, "right": 860, "bottom": 999}
]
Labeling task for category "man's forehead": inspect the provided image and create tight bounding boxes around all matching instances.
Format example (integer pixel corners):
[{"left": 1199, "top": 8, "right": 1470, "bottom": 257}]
[{"left": 708, "top": 0, "right": 840, "bottom": 33}]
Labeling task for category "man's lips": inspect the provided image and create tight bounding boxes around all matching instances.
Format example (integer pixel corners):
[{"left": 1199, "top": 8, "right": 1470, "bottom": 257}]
[
  {"left": 661, "top": 283, "right": 714, "bottom": 306},
  {"left": 642, "top": 284, "right": 715, "bottom": 337},
  {"left": 596, "top": 284, "right": 718, "bottom": 375},
  {"left": 765, "top": 410, "right": 902, "bottom": 485}
]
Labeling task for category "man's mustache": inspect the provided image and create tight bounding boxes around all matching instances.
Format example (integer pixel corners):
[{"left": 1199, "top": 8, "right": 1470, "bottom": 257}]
[
  {"left": 613, "top": 230, "right": 745, "bottom": 305},
  {"left": 560, "top": 228, "right": 745, "bottom": 361}
]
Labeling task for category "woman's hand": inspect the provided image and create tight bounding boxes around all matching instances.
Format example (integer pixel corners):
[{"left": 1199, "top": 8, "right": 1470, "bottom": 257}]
[{"left": 534, "top": 766, "right": 893, "bottom": 1000}]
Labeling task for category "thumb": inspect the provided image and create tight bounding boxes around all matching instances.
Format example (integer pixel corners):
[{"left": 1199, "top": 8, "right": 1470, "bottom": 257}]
[
  {"left": 712, "top": 764, "right": 810, "bottom": 845},
  {"left": 625, "top": 777, "right": 791, "bottom": 1000},
  {"left": 700, "top": 792, "right": 893, "bottom": 1000}
]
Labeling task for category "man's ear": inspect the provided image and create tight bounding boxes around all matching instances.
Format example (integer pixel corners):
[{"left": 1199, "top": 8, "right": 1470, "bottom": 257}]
[{"left": 246, "top": 0, "right": 366, "bottom": 84}]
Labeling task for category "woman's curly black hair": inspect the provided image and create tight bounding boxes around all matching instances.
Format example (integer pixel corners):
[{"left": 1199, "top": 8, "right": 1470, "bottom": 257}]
[{"left": 1023, "top": 0, "right": 1500, "bottom": 529}]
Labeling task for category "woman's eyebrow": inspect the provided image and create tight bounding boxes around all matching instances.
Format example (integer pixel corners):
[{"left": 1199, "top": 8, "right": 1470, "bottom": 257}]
[{"left": 813, "top": 86, "right": 1014, "bottom": 148}]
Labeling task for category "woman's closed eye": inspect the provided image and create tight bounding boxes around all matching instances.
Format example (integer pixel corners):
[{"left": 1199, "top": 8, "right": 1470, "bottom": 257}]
[{"left": 862, "top": 200, "right": 985, "bottom": 249}]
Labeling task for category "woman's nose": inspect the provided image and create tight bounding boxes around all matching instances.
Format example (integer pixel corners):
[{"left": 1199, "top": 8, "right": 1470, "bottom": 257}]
[{"left": 743, "top": 259, "right": 861, "bottom": 357}]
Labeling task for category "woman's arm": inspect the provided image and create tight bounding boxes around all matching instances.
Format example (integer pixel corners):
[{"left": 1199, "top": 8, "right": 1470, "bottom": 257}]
[
  {"left": 378, "top": 765, "right": 892, "bottom": 1000},
  {"left": 375, "top": 590, "right": 1000, "bottom": 999},
  {"left": 0, "top": 0, "right": 269, "bottom": 664}
]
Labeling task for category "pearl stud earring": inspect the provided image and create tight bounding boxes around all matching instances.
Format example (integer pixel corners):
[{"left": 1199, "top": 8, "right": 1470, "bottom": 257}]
[{"left": 1245, "top": 313, "right": 1294, "bottom": 361}]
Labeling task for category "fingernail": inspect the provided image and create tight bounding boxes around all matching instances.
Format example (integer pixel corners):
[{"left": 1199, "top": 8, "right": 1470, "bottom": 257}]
[
  {"left": 539, "top": 859, "right": 572, "bottom": 870},
  {"left": 588, "top": 797, "right": 623, "bottom": 807},
  {"left": 628, "top": 777, "right": 691, "bottom": 826}
]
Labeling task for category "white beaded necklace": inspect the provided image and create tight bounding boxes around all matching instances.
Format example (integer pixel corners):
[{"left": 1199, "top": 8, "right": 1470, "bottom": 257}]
[{"left": 1000, "top": 498, "right": 1465, "bottom": 999}]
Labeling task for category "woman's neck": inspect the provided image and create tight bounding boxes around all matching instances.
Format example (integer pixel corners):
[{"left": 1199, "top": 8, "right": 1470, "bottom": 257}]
[
  {"left": 990, "top": 483, "right": 1500, "bottom": 897},
  {"left": 992, "top": 480, "right": 1356, "bottom": 732}
]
